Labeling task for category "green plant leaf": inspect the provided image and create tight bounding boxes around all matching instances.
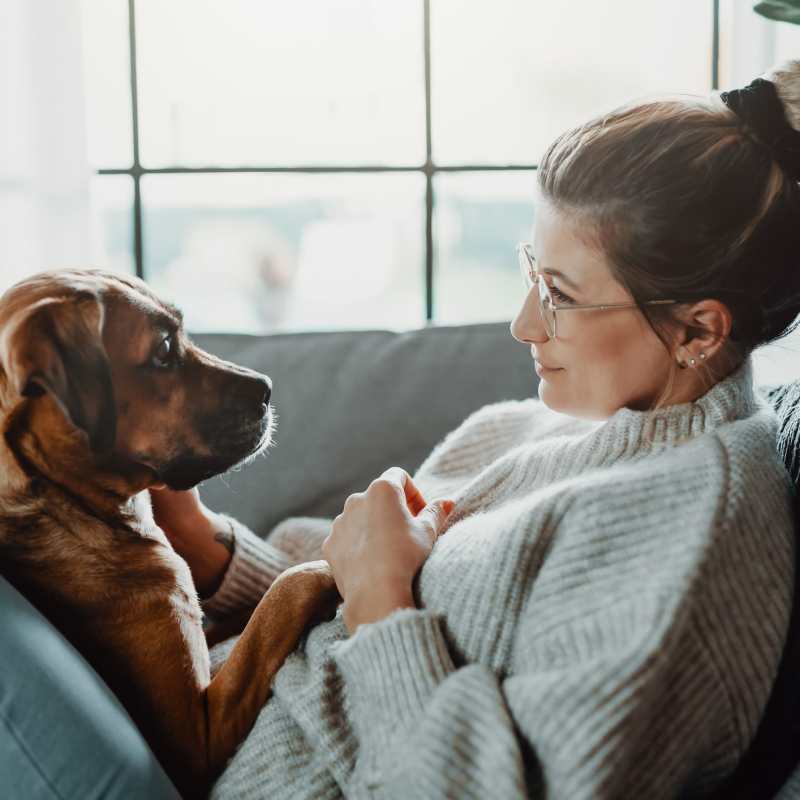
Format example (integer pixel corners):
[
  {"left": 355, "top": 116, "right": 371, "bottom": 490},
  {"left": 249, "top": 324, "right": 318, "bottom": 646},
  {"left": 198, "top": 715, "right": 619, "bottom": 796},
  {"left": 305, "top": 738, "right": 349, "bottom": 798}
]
[{"left": 754, "top": 0, "right": 800, "bottom": 24}]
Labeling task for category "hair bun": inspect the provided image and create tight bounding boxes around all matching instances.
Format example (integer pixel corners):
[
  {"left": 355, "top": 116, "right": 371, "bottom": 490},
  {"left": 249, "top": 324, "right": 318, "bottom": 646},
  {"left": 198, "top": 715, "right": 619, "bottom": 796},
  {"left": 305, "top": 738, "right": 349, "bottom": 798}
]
[{"left": 721, "top": 69, "right": 800, "bottom": 180}]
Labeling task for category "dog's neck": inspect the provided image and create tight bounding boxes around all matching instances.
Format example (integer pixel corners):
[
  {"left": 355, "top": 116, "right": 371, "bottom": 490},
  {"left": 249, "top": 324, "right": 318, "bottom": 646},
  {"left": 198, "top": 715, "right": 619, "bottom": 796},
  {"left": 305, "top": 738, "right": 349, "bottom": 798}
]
[{"left": 2, "top": 398, "right": 156, "bottom": 521}]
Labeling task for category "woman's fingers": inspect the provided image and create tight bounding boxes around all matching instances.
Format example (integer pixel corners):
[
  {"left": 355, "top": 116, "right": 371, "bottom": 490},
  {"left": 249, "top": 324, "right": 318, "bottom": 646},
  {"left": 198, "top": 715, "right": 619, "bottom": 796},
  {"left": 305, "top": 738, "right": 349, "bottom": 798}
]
[
  {"left": 416, "top": 499, "right": 456, "bottom": 539},
  {"left": 377, "top": 466, "right": 427, "bottom": 516}
]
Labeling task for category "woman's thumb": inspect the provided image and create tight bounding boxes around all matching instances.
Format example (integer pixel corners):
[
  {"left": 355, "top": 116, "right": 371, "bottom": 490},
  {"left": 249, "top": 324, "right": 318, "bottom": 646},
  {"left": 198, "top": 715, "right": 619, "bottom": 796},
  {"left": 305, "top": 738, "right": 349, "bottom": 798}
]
[{"left": 420, "top": 499, "right": 455, "bottom": 535}]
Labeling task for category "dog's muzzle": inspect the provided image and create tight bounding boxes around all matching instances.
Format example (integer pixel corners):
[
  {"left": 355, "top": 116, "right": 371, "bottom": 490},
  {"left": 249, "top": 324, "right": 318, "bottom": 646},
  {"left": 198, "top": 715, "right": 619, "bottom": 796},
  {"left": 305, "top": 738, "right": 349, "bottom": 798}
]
[{"left": 157, "top": 372, "right": 273, "bottom": 490}]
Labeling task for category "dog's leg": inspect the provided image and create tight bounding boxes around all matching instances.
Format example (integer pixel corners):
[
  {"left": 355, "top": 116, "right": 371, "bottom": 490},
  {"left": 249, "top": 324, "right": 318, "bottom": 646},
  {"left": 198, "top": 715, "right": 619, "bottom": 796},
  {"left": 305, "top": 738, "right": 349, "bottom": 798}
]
[
  {"left": 204, "top": 610, "right": 253, "bottom": 649},
  {"left": 204, "top": 561, "right": 339, "bottom": 774},
  {"left": 110, "top": 559, "right": 339, "bottom": 799}
]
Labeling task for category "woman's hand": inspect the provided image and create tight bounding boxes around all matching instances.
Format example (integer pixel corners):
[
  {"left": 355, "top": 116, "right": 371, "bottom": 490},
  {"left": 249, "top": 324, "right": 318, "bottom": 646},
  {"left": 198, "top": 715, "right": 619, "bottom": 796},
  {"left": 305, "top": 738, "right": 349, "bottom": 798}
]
[
  {"left": 322, "top": 467, "right": 454, "bottom": 634},
  {"left": 149, "top": 486, "right": 234, "bottom": 598},
  {"left": 149, "top": 486, "right": 209, "bottom": 544}
]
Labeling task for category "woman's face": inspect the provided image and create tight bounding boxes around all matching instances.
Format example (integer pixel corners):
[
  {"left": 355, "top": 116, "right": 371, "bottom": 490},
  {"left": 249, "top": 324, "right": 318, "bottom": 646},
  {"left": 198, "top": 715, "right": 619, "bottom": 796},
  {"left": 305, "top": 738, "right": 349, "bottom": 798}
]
[{"left": 510, "top": 197, "right": 675, "bottom": 420}]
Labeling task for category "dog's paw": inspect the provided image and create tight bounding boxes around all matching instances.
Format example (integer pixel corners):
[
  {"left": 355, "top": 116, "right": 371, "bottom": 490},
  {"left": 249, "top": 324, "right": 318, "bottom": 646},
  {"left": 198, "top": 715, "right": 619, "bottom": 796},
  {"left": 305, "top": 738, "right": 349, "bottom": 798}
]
[
  {"left": 279, "top": 558, "right": 333, "bottom": 581},
  {"left": 269, "top": 559, "right": 340, "bottom": 608}
]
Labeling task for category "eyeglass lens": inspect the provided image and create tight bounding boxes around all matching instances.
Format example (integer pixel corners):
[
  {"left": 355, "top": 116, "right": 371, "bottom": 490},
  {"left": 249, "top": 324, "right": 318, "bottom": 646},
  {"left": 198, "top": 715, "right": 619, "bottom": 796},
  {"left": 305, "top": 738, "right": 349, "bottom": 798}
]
[
  {"left": 538, "top": 276, "right": 556, "bottom": 338},
  {"left": 519, "top": 248, "right": 556, "bottom": 338}
]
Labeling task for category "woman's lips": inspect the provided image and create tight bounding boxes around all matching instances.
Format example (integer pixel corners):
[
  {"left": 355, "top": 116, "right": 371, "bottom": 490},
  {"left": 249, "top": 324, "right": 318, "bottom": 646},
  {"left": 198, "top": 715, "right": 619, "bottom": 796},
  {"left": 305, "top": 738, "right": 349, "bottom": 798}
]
[{"left": 534, "top": 359, "right": 562, "bottom": 376}]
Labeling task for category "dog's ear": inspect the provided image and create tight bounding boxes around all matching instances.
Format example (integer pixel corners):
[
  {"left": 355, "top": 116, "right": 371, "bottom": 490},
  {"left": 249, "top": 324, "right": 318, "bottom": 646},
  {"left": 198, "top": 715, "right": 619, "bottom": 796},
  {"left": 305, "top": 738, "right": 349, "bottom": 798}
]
[{"left": 1, "top": 292, "right": 117, "bottom": 454}]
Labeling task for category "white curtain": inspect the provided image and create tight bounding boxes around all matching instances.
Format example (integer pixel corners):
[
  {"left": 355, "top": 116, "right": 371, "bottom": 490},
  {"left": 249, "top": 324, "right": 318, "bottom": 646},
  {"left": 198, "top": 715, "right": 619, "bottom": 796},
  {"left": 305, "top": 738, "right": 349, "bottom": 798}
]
[{"left": 0, "top": 0, "right": 91, "bottom": 293}]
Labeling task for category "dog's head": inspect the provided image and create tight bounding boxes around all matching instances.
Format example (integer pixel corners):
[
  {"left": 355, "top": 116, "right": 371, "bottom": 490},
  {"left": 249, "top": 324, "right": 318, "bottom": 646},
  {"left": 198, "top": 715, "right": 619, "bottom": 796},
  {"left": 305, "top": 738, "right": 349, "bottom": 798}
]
[{"left": 0, "top": 268, "right": 273, "bottom": 498}]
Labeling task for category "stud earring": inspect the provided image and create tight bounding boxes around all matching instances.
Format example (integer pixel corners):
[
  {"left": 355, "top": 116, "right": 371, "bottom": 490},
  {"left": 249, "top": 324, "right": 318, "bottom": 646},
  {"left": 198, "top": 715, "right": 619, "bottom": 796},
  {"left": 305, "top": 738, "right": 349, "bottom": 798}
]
[
  {"left": 699, "top": 353, "right": 706, "bottom": 360},
  {"left": 689, "top": 358, "right": 696, "bottom": 366}
]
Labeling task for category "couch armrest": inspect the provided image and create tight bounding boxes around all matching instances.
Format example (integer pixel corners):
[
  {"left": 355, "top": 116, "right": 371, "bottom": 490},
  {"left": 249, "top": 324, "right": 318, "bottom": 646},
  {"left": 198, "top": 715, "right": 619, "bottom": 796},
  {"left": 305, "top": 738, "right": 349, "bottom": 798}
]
[{"left": 0, "top": 576, "right": 179, "bottom": 799}]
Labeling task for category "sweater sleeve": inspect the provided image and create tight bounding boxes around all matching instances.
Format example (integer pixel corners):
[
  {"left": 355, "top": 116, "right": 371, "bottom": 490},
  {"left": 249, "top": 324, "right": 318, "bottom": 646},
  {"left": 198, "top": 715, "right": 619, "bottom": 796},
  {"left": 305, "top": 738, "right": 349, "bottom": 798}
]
[
  {"left": 200, "top": 514, "right": 333, "bottom": 620},
  {"left": 200, "top": 514, "right": 293, "bottom": 620},
  {"left": 331, "top": 593, "right": 760, "bottom": 799}
]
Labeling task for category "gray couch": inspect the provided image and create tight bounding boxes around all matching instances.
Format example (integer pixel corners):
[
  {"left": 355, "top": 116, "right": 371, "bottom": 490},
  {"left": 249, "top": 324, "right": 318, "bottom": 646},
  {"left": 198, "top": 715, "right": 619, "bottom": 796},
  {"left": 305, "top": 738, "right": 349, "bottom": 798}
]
[{"left": 0, "top": 322, "right": 797, "bottom": 799}]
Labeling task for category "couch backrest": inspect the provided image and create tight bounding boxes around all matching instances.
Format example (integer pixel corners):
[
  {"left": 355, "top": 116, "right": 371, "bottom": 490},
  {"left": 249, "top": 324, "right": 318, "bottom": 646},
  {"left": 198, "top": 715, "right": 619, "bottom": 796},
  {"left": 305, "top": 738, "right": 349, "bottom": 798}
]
[{"left": 195, "top": 323, "right": 538, "bottom": 535}]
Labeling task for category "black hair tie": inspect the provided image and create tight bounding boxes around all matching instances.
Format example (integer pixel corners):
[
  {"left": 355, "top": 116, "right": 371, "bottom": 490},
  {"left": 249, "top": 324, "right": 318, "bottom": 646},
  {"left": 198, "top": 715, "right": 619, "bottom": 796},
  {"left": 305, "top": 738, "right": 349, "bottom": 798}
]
[{"left": 720, "top": 77, "right": 800, "bottom": 180}]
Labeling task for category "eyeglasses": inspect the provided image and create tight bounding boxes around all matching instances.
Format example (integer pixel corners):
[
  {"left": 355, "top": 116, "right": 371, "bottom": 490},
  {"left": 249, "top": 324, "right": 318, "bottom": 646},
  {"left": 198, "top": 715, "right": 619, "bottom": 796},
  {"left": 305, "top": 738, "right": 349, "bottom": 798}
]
[{"left": 516, "top": 242, "right": 678, "bottom": 340}]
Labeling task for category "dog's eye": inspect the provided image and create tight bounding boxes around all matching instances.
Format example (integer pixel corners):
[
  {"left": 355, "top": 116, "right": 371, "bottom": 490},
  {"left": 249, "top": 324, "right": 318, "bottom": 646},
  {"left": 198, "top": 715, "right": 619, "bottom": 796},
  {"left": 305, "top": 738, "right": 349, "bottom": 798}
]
[{"left": 151, "top": 335, "right": 175, "bottom": 369}]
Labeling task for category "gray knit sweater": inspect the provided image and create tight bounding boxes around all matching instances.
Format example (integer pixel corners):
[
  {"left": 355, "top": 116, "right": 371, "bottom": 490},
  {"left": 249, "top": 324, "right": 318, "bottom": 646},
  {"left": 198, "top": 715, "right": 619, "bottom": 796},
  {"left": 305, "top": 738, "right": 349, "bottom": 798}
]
[{"left": 202, "top": 357, "right": 795, "bottom": 799}]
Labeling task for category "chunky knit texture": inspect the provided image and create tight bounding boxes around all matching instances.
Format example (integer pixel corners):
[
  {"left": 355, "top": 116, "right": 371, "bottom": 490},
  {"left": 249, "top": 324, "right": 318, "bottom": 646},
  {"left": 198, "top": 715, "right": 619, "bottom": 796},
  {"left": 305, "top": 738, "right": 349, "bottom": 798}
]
[{"left": 202, "top": 357, "right": 795, "bottom": 799}]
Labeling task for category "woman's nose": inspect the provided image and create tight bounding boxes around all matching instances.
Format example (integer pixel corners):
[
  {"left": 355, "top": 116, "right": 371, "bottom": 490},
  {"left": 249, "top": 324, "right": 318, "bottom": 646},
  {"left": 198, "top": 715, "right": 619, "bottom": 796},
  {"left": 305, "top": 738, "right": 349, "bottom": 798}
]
[{"left": 510, "top": 287, "right": 549, "bottom": 343}]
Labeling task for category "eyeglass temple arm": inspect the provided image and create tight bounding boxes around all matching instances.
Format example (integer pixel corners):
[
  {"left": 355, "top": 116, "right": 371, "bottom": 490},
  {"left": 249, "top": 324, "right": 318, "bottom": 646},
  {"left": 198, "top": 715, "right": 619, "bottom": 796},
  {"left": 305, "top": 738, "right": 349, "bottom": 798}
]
[{"left": 554, "top": 299, "right": 677, "bottom": 312}]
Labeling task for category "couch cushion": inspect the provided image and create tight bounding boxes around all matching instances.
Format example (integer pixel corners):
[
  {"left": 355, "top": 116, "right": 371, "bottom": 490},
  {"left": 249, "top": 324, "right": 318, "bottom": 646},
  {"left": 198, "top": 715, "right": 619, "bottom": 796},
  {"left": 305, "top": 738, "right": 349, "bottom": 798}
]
[
  {"left": 195, "top": 322, "right": 538, "bottom": 535},
  {"left": 0, "top": 576, "right": 179, "bottom": 799}
]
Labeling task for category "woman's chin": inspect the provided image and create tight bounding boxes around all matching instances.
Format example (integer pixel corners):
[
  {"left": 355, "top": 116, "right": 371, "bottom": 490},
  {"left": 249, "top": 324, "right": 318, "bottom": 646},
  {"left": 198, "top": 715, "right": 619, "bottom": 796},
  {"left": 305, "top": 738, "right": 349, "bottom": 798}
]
[
  {"left": 537, "top": 379, "right": 558, "bottom": 410},
  {"left": 537, "top": 380, "right": 608, "bottom": 421}
]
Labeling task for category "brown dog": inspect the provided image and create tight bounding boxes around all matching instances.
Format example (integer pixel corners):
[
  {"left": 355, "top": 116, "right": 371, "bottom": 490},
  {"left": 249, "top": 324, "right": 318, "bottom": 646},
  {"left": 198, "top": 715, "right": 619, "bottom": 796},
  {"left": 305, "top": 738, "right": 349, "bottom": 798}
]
[{"left": 0, "top": 268, "right": 339, "bottom": 798}]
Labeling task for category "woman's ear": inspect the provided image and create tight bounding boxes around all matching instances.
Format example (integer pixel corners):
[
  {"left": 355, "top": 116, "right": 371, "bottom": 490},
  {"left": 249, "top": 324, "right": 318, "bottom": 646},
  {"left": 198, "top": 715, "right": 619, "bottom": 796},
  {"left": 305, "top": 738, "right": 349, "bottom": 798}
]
[
  {"left": 673, "top": 299, "right": 733, "bottom": 361},
  {"left": 1, "top": 293, "right": 117, "bottom": 454}
]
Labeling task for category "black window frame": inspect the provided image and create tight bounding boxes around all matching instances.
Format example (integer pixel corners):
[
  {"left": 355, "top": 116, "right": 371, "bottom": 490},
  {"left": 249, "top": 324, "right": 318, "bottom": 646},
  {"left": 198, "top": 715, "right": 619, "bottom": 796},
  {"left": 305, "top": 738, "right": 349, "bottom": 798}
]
[{"left": 98, "top": 0, "right": 721, "bottom": 323}]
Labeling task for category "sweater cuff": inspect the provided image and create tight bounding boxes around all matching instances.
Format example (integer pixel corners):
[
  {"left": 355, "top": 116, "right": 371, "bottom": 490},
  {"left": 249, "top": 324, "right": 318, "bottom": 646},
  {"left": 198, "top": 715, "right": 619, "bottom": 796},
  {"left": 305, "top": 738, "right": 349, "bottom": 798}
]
[
  {"left": 332, "top": 608, "right": 456, "bottom": 736},
  {"left": 201, "top": 515, "right": 293, "bottom": 621}
]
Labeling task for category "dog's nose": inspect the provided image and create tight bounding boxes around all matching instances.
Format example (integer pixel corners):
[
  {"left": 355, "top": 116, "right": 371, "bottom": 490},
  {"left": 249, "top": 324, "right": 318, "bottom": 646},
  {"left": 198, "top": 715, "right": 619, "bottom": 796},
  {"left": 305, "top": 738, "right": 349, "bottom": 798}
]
[
  {"left": 242, "top": 374, "right": 271, "bottom": 408},
  {"left": 223, "top": 371, "right": 272, "bottom": 419},
  {"left": 247, "top": 374, "right": 271, "bottom": 408}
]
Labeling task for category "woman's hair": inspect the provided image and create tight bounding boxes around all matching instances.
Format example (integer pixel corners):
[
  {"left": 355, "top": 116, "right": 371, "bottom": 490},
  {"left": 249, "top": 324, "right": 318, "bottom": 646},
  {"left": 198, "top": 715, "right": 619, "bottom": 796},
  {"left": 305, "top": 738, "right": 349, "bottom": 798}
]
[{"left": 537, "top": 60, "right": 800, "bottom": 405}]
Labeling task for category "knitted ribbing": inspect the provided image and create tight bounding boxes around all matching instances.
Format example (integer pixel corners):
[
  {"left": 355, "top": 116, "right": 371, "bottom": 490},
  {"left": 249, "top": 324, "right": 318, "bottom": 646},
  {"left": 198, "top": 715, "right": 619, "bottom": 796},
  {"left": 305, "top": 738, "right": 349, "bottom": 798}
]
[{"left": 207, "top": 357, "right": 795, "bottom": 799}]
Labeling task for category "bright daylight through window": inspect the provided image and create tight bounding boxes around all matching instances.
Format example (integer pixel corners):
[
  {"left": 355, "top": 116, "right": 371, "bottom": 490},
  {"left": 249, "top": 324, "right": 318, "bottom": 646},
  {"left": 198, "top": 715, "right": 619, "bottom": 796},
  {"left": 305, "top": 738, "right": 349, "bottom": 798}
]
[{"left": 4, "top": 0, "right": 799, "bottom": 382}]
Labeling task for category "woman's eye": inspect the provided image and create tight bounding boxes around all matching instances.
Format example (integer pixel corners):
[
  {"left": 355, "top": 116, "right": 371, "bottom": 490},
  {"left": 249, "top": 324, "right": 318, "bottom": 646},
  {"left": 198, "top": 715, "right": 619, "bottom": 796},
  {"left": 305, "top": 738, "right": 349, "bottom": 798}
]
[
  {"left": 151, "top": 335, "right": 174, "bottom": 368},
  {"left": 551, "top": 286, "right": 574, "bottom": 304}
]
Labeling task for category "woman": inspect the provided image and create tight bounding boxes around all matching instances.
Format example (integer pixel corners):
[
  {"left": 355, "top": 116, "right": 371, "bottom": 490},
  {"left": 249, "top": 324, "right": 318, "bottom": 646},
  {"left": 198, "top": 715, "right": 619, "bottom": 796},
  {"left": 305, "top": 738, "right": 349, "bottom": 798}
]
[{"left": 152, "top": 62, "right": 800, "bottom": 799}]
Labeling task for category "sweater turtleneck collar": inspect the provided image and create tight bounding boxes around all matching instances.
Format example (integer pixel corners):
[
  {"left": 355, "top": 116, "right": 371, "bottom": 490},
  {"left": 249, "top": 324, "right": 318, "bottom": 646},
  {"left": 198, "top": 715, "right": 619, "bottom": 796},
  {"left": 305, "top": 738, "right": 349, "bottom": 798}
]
[{"left": 597, "top": 356, "right": 759, "bottom": 452}]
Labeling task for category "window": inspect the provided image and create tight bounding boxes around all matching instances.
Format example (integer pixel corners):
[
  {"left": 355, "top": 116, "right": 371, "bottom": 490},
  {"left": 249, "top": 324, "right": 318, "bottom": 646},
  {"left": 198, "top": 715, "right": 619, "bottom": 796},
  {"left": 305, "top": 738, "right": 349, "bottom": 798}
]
[{"left": 81, "top": 0, "right": 719, "bottom": 334}]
